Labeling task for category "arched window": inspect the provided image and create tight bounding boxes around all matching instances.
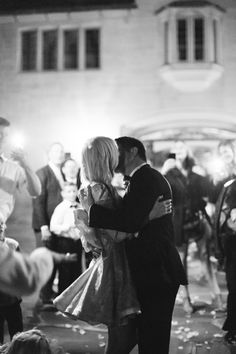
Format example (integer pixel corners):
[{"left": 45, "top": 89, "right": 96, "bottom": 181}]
[{"left": 177, "top": 15, "right": 205, "bottom": 62}]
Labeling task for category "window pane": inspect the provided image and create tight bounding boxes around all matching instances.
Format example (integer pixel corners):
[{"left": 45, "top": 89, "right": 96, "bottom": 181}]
[
  {"left": 21, "top": 31, "right": 37, "bottom": 71},
  {"left": 63, "top": 29, "right": 78, "bottom": 70},
  {"left": 194, "top": 18, "right": 204, "bottom": 61},
  {"left": 164, "top": 22, "right": 169, "bottom": 64},
  {"left": 177, "top": 19, "right": 187, "bottom": 61},
  {"left": 85, "top": 29, "right": 100, "bottom": 69},
  {"left": 43, "top": 30, "right": 57, "bottom": 70},
  {"left": 213, "top": 19, "right": 218, "bottom": 63}
]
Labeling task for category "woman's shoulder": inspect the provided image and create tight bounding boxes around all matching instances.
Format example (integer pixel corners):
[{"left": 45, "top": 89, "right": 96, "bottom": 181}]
[
  {"left": 89, "top": 182, "right": 111, "bottom": 203},
  {"left": 90, "top": 182, "right": 120, "bottom": 205}
]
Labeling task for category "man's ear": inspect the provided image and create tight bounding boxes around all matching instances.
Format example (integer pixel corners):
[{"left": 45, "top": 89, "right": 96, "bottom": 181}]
[{"left": 130, "top": 146, "right": 138, "bottom": 158}]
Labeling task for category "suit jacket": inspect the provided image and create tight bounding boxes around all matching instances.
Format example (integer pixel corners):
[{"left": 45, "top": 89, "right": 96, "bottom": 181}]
[
  {"left": 32, "top": 165, "right": 62, "bottom": 231},
  {"left": 0, "top": 244, "right": 53, "bottom": 297},
  {"left": 89, "top": 164, "right": 187, "bottom": 291}
]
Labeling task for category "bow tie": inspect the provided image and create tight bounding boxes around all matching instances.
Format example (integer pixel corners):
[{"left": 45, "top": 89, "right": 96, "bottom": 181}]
[{"left": 70, "top": 204, "right": 78, "bottom": 208}]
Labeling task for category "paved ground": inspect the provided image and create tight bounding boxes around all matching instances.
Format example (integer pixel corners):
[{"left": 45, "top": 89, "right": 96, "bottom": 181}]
[{"left": 3, "top": 192, "right": 236, "bottom": 353}]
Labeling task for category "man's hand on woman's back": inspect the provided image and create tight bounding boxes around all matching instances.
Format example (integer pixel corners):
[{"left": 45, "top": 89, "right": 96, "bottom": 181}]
[{"left": 149, "top": 196, "right": 172, "bottom": 221}]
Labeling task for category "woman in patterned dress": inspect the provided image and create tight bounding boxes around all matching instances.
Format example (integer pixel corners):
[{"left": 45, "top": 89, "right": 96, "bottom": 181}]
[{"left": 54, "top": 136, "right": 140, "bottom": 353}]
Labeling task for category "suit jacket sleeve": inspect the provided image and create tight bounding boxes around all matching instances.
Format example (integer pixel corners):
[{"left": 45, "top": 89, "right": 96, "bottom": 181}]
[
  {"left": 89, "top": 168, "right": 166, "bottom": 233},
  {"left": 0, "top": 245, "right": 54, "bottom": 297}
]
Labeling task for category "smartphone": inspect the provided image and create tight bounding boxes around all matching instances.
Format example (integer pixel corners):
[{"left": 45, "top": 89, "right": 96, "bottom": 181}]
[{"left": 167, "top": 152, "right": 176, "bottom": 159}]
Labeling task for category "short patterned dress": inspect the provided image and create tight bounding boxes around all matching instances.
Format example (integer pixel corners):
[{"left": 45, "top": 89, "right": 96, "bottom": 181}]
[{"left": 53, "top": 182, "right": 140, "bottom": 326}]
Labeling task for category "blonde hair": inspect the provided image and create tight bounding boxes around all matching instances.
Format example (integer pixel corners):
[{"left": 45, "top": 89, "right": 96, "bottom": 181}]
[
  {"left": 4, "top": 329, "right": 52, "bottom": 354},
  {"left": 81, "top": 136, "right": 118, "bottom": 185}
]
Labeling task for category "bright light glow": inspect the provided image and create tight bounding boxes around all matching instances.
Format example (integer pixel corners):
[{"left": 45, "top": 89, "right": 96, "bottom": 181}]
[
  {"left": 10, "top": 132, "right": 26, "bottom": 149},
  {"left": 206, "top": 156, "right": 225, "bottom": 177}
]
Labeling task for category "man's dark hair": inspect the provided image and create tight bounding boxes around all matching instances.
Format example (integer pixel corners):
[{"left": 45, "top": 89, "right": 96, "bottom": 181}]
[
  {"left": 115, "top": 136, "right": 147, "bottom": 161},
  {"left": 0, "top": 117, "right": 10, "bottom": 127},
  {"left": 182, "top": 155, "right": 195, "bottom": 171}
]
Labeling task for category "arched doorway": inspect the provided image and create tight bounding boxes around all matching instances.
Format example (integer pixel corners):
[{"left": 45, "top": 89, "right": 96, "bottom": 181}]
[{"left": 121, "top": 111, "right": 236, "bottom": 169}]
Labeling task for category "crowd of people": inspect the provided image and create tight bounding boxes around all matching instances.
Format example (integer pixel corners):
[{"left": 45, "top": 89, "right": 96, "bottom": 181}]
[
  {"left": 161, "top": 139, "right": 236, "bottom": 345},
  {"left": 0, "top": 114, "right": 236, "bottom": 353}
]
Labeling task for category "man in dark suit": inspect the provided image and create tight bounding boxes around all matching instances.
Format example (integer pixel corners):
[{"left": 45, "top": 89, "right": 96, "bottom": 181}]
[
  {"left": 32, "top": 142, "right": 65, "bottom": 304},
  {"left": 82, "top": 137, "right": 187, "bottom": 354}
]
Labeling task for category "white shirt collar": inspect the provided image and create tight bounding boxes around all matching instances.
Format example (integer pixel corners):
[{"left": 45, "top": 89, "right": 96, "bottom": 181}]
[
  {"left": 129, "top": 162, "right": 147, "bottom": 178},
  {"left": 66, "top": 177, "right": 77, "bottom": 184},
  {"left": 48, "top": 161, "right": 61, "bottom": 171}
]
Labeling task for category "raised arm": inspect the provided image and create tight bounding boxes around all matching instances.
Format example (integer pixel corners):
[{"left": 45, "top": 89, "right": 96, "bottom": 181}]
[
  {"left": 0, "top": 245, "right": 53, "bottom": 297},
  {"left": 11, "top": 149, "right": 41, "bottom": 197}
]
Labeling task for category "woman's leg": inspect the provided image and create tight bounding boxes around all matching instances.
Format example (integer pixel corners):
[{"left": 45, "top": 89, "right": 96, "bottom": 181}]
[
  {"left": 197, "top": 219, "right": 223, "bottom": 309},
  {"left": 179, "top": 243, "right": 194, "bottom": 313}
]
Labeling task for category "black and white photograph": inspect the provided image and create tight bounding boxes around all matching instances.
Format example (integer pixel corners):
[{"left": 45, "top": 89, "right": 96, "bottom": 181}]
[{"left": 0, "top": 0, "right": 236, "bottom": 353}]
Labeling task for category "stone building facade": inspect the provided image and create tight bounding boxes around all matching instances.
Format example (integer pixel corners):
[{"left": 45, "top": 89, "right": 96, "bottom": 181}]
[{"left": 0, "top": 0, "right": 235, "bottom": 167}]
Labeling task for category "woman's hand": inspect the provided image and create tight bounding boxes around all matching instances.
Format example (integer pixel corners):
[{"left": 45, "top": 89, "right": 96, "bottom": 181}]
[
  {"left": 79, "top": 185, "right": 94, "bottom": 212},
  {"left": 74, "top": 208, "right": 88, "bottom": 226}
]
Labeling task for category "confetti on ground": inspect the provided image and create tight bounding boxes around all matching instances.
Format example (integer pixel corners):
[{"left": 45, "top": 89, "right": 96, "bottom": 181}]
[
  {"left": 98, "top": 342, "right": 106, "bottom": 347},
  {"left": 186, "top": 319, "right": 193, "bottom": 324},
  {"left": 64, "top": 324, "right": 72, "bottom": 328},
  {"left": 199, "top": 310, "right": 206, "bottom": 315},
  {"left": 213, "top": 333, "right": 224, "bottom": 337},
  {"left": 72, "top": 325, "right": 80, "bottom": 330},
  {"left": 186, "top": 330, "right": 199, "bottom": 339}
]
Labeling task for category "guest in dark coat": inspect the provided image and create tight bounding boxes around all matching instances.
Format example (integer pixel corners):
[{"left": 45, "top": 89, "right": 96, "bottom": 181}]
[{"left": 32, "top": 142, "right": 65, "bottom": 304}]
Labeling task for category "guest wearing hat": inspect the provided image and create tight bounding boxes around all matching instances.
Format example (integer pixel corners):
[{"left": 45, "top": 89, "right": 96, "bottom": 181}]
[{"left": 0, "top": 116, "right": 41, "bottom": 223}]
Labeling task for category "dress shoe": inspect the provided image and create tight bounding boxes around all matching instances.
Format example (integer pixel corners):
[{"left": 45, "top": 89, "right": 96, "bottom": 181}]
[{"left": 224, "top": 330, "right": 236, "bottom": 345}]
